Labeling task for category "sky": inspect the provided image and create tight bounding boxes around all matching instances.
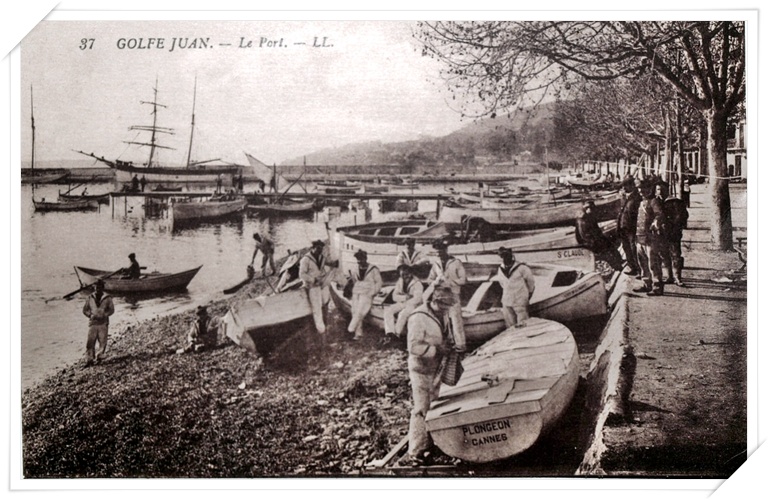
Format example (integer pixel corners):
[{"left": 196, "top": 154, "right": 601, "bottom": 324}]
[{"left": 20, "top": 20, "right": 468, "bottom": 167}]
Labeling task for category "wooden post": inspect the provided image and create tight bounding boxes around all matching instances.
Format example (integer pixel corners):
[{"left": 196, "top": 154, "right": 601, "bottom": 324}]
[{"left": 436, "top": 195, "right": 441, "bottom": 219}]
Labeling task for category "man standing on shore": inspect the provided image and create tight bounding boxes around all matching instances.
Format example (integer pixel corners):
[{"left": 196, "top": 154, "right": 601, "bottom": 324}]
[
  {"left": 576, "top": 200, "right": 624, "bottom": 272},
  {"left": 400, "top": 286, "right": 456, "bottom": 466},
  {"left": 617, "top": 176, "right": 642, "bottom": 276},
  {"left": 299, "top": 240, "right": 338, "bottom": 338},
  {"left": 82, "top": 279, "right": 114, "bottom": 366},
  {"left": 634, "top": 180, "right": 667, "bottom": 296},
  {"left": 251, "top": 233, "right": 277, "bottom": 277}
]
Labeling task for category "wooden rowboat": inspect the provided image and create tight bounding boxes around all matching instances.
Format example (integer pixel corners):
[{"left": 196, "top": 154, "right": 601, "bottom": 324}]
[
  {"left": 58, "top": 192, "right": 110, "bottom": 204},
  {"left": 247, "top": 199, "right": 315, "bottom": 215},
  {"left": 74, "top": 265, "right": 202, "bottom": 294},
  {"left": 425, "top": 318, "right": 579, "bottom": 463},
  {"left": 170, "top": 194, "right": 247, "bottom": 222},
  {"left": 220, "top": 288, "right": 314, "bottom": 355},
  {"left": 439, "top": 191, "right": 621, "bottom": 229},
  {"left": 329, "top": 262, "right": 607, "bottom": 345},
  {"left": 33, "top": 198, "right": 98, "bottom": 212}
]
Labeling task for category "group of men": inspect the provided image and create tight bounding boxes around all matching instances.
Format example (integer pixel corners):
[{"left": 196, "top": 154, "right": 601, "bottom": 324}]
[
  {"left": 575, "top": 174, "right": 689, "bottom": 297},
  {"left": 616, "top": 175, "right": 689, "bottom": 296}
]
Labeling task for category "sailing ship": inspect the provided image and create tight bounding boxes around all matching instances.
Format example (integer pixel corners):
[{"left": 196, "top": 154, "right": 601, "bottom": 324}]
[{"left": 76, "top": 79, "right": 243, "bottom": 184}]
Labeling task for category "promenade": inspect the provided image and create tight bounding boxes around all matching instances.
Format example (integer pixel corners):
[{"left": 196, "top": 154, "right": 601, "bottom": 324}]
[{"left": 583, "top": 182, "right": 748, "bottom": 477}]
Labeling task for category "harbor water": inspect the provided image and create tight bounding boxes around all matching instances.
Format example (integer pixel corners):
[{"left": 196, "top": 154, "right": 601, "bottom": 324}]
[{"left": 20, "top": 178, "right": 554, "bottom": 391}]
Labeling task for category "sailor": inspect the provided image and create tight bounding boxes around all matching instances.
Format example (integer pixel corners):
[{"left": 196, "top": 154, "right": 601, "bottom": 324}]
[
  {"left": 82, "top": 279, "right": 115, "bottom": 366},
  {"left": 494, "top": 247, "right": 536, "bottom": 328},
  {"left": 345, "top": 249, "right": 382, "bottom": 341},
  {"left": 131, "top": 174, "right": 140, "bottom": 192},
  {"left": 176, "top": 305, "right": 221, "bottom": 354},
  {"left": 383, "top": 264, "right": 424, "bottom": 340},
  {"left": 396, "top": 237, "right": 428, "bottom": 269},
  {"left": 400, "top": 286, "right": 456, "bottom": 466},
  {"left": 425, "top": 239, "right": 467, "bottom": 353},
  {"left": 299, "top": 240, "right": 338, "bottom": 337},
  {"left": 251, "top": 233, "right": 277, "bottom": 277},
  {"left": 122, "top": 253, "right": 141, "bottom": 280},
  {"left": 140, "top": 175, "right": 147, "bottom": 192}
]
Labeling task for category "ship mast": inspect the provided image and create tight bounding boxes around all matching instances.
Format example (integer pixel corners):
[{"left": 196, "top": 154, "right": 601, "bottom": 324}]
[
  {"left": 30, "top": 85, "right": 35, "bottom": 171},
  {"left": 126, "top": 78, "right": 175, "bottom": 168},
  {"left": 185, "top": 76, "right": 197, "bottom": 169}
]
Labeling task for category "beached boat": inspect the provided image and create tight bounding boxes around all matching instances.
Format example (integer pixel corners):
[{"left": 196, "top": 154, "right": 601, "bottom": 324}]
[
  {"left": 425, "top": 318, "right": 579, "bottom": 463},
  {"left": 247, "top": 199, "right": 315, "bottom": 215},
  {"left": 74, "top": 265, "right": 202, "bottom": 294},
  {"left": 332, "top": 219, "right": 617, "bottom": 273},
  {"left": 33, "top": 198, "right": 98, "bottom": 212},
  {"left": 75, "top": 80, "right": 243, "bottom": 184},
  {"left": 329, "top": 262, "right": 607, "bottom": 344},
  {"left": 170, "top": 193, "right": 247, "bottom": 223},
  {"left": 439, "top": 191, "right": 621, "bottom": 229},
  {"left": 384, "top": 178, "right": 419, "bottom": 189},
  {"left": 220, "top": 288, "right": 314, "bottom": 356}
]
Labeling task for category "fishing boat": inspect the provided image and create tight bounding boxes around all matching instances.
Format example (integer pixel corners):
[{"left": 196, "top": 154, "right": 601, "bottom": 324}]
[
  {"left": 247, "top": 198, "right": 315, "bottom": 215},
  {"left": 74, "top": 265, "right": 202, "bottom": 294},
  {"left": 425, "top": 318, "right": 579, "bottom": 463},
  {"left": 315, "top": 180, "right": 362, "bottom": 194},
  {"left": 22, "top": 86, "right": 69, "bottom": 185},
  {"left": 152, "top": 184, "right": 184, "bottom": 192},
  {"left": 329, "top": 262, "right": 607, "bottom": 344},
  {"left": 75, "top": 79, "right": 243, "bottom": 184},
  {"left": 220, "top": 288, "right": 314, "bottom": 356},
  {"left": 58, "top": 191, "right": 110, "bottom": 205},
  {"left": 170, "top": 193, "right": 247, "bottom": 224},
  {"left": 33, "top": 198, "right": 98, "bottom": 212},
  {"left": 438, "top": 191, "right": 621, "bottom": 229},
  {"left": 384, "top": 177, "right": 419, "bottom": 189},
  {"left": 332, "top": 219, "right": 617, "bottom": 273}
]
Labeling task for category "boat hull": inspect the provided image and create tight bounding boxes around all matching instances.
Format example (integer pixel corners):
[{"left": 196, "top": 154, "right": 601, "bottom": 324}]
[
  {"left": 33, "top": 199, "right": 98, "bottom": 211},
  {"left": 113, "top": 165, "right": 241, "bottom": 184},
  {"left": 170, "top": 197, "right": 247, "bottom": 221},
  {"left": 74, "top": 265, "right": 202, "bottom": 293},
  {"left": 22, "top": 171, "right": 69, "bottom": 184},
  {"left": 333, "top": 221, "right": 607, "bottom": 273},
  {"left": 329, "top": 262, "right": 606, "bottom": 345},
  {"left": 439, "top": 192, "right": 621, "bottom": 229},
  {"left": 221, "top": 288, "right": 314, "bottom": 355},
  {"left": 425, "top": 318, "right": 580, "bottom": 463},
  {"left": 247, "top": 201, "right": 315, "bottom": 215}
]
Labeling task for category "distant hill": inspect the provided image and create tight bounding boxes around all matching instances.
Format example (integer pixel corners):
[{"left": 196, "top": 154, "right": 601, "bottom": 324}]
[{"left": 281, "top": 102, "right": 557, "bottom": 169}]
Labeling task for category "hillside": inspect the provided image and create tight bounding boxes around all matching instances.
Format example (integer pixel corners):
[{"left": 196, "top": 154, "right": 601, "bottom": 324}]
[{"left": 281, "top": 103, "right": 557, "bottom": 169}]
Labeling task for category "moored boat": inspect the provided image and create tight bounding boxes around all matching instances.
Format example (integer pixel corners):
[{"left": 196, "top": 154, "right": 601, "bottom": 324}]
[
  {"left": 170, "top": 193, "right": 247, "bottom": 223},
  {"left": 330, "top": 262, "right": 607, "bottom": 344},
  {"left": 33, "top": 198, "right": 98, "bottom": 212},
  {"left": 425, "top": 318, "right": 579, "bottom": 463},
  {"left": 22, "top": 170, "right": 69, "bottom": 185},
  {"left": 247, "top": 199, "right": 315, "bottom": 215},
  {"left": 74, "top": 265, "right": 202, "bottom": 294},
  {"left": 332, "top": 219, "right": 616, "bottom": 273},
  {"left": 58, "top": 191, "right": 110, "bottom": 205},
  {"left": 439, "top": 191, "right": 621, "bottom": 229},
  {"left": 378, "top": 199, "right": 419, "bottom": 213}
]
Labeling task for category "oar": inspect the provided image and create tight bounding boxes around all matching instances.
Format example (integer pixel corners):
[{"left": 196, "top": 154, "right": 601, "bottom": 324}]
[{"left": 62, "top": 268, "right": 123, "bottom": 300}]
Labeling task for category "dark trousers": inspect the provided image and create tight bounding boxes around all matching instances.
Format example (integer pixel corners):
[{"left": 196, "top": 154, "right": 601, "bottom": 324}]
[{"left": 620, "top": 230, "right": 639, "bottom": 272}]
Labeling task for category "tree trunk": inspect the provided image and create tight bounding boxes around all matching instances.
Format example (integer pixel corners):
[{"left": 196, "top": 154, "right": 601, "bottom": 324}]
[
  {"left": 675, "top": 101, "right": 685, "bottom": 198},
  {"left": 663, "top": 108, "right": 673, "bottom": 183},
  {"left": 706, "top": 109, "right": 734, "bottom": 251},
  {"left": 698, "top": 121, "right": 708, "bottom": 179}
]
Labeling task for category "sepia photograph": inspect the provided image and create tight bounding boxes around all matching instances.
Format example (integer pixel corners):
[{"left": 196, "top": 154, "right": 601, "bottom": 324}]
[{"left": 8, "top": 5, "right": 760, "bottom": 495}]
